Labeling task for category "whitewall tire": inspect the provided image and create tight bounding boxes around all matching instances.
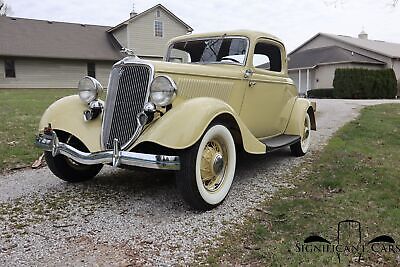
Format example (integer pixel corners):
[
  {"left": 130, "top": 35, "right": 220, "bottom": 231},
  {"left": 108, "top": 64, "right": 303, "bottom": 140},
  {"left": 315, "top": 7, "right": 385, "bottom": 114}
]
[
  {"left": 176, "top": 124, "right": 236, "bottom": 210},
  {"left": 290, "top": 112, "right": 312, "bottom": 157}
]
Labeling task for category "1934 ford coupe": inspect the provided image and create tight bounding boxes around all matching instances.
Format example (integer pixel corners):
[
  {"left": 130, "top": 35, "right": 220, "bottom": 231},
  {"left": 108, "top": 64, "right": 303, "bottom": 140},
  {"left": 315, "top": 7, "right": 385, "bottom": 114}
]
[{"left": 35, "top": 30, "right": 316, "bottom": 210}]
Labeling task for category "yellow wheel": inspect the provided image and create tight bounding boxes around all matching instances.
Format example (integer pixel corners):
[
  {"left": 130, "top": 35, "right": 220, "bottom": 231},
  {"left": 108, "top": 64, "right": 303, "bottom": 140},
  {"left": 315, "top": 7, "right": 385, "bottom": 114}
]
[{"left": 176, "top": 124, "right": 236, "bottom": 210}]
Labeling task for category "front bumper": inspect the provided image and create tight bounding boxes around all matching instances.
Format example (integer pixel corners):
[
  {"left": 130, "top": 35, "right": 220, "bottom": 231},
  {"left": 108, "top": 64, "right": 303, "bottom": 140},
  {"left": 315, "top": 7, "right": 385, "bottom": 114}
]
[{"left": 35, "top": 131, "right": 180, "bottom": 170}]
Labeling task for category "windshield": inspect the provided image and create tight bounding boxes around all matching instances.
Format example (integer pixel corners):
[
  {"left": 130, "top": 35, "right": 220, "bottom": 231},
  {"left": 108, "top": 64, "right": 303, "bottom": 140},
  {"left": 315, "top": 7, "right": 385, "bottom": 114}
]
[{"left": 166, "top": 37, "right": 248, "bottom": 65}]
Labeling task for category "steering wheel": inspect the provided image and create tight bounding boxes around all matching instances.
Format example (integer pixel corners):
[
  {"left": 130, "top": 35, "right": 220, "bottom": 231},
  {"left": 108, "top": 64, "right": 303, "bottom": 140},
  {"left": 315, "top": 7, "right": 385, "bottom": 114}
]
[{"left": 221, "top": 57, "right": 241, "bottom": 64}]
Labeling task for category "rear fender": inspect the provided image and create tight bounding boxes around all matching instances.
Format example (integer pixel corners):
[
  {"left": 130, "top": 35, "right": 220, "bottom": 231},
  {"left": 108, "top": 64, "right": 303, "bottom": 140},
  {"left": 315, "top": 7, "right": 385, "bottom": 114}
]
[{"left": 284, "top": 98, "right": 316, "bottom": 136}]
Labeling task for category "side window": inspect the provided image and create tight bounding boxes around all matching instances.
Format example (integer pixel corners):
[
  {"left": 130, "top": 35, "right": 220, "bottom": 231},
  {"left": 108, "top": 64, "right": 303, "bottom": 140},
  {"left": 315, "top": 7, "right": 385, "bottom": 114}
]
[
  {"left": 253, "top": 42, "right": 282, "bottom": 72},
  {"left": 154, "top": 21, "right": 163, "bottom": 37},
  {"left": 5, "top": 59, "right": 16, "bottom": 78}
]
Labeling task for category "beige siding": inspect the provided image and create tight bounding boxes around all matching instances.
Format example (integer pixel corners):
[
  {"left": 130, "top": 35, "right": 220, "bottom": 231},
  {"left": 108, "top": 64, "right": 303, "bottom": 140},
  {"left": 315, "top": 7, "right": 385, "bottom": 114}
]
[
  {"left": 295, "top": 35, "right": 334, "bottom": 52},
  {"left": 0, "top": 58, "right": 114, "bottom": 89},
  {"left": 127, "top": 7, "right": 188, "bottom": 57},
  {"left": 112, "top": 26, "right": 128, "bottom": 48}
]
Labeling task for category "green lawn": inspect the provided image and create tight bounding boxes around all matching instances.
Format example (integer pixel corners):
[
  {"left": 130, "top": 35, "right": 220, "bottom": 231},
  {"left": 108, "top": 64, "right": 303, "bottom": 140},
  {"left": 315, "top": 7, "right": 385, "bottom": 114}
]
[
  {"left": 202, "top": 104, "right": 400, "bottom": 266},
  {"left": 0, "top": 89, "right": 75, "bottom": 172}
]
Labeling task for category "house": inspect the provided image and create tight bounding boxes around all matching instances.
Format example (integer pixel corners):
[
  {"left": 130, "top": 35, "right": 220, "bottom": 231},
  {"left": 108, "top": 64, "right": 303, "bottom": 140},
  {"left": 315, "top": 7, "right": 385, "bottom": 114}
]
[
  {"left": 288, "top": 31, "right": 400, "bottom": 94},
  {"left": 0, "top": 4, "right": 192, "bottom": 89}
]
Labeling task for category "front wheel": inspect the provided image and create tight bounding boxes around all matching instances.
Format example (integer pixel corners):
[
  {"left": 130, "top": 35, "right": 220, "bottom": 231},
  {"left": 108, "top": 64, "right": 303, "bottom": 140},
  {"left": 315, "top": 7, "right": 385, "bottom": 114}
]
[
  {"left": 176, "top": 124, "right": 236, "bottom": 210},
  {"left": 290, "top": 112, "right": 312, "bottom": 157},
  {"left": 44, "top": 132, "right": 103, "bottom": 183}
]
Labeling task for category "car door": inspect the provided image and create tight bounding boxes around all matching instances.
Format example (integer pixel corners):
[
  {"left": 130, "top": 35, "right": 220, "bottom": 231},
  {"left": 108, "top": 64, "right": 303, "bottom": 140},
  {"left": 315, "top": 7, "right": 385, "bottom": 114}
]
[{"left": 239, "top": 39, "right": 296, "bottom": 139}]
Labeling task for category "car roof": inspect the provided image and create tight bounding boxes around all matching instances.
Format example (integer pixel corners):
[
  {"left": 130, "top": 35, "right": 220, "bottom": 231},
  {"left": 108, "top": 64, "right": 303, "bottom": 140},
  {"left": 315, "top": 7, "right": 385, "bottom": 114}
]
[{"left": 169, "top": 30, "right": 283, "bottom": 45}]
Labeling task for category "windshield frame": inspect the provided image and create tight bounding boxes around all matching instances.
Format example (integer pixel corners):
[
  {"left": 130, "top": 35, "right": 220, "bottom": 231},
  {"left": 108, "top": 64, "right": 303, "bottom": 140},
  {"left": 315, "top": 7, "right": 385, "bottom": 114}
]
[{"left": 165, "top": 36, "right": 250, "bottom": 66}]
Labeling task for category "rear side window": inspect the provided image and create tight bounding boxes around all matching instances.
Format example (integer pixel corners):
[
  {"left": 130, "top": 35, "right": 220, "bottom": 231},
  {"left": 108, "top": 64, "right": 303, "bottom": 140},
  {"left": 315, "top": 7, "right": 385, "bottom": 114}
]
[{"left": 253, "top": 42, "right": 282, "bottom": 72}]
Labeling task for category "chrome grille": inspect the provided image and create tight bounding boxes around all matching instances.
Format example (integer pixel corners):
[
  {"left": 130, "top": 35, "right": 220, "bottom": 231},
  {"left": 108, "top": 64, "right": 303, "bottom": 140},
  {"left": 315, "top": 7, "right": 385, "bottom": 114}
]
[{"left": 102, "top": 64, "right": 152, "bottom": 150}]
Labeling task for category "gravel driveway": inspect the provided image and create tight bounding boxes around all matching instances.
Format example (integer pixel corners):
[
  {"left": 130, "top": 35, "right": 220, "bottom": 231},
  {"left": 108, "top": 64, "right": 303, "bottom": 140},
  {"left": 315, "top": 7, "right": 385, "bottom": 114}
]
[{"left": 0, "top": 99, "right": 398, "bottom": 266}]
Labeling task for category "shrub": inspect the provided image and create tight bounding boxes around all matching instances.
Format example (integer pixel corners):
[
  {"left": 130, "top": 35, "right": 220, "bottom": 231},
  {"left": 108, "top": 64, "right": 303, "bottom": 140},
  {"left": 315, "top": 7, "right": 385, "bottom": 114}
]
[
  {"left": 333, "top": 68, "right": 397, "bottom": 99},
  {"left": 307, "top": 89, "right": 334, "bottom": 98}
]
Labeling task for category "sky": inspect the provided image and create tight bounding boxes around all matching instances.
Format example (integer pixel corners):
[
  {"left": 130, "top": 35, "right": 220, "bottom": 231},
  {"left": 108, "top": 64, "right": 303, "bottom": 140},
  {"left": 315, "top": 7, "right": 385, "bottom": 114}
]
[{"left": 6, "top": 0, "right": 400, "bottom": 52}]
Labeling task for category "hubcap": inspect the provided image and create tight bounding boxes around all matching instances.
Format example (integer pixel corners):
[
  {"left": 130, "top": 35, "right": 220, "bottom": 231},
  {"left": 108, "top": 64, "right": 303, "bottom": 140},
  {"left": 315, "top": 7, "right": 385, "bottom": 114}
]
[
  {"left": 213, "top": 154, "right": 224, "bottom": 175},
  {"left": 200, "top": 139, "right": 227, "bottom": 192}
]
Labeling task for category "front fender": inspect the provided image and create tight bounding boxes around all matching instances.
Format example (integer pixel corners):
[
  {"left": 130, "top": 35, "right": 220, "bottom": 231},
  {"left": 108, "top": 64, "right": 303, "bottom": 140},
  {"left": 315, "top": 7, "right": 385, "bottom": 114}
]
[
  {"left": 284, "top": 98, "right": 316, "bottom": 136},
  {"left": 38, "top": 95, "right": 102, "bottom": 152},
  {"left": 133, "top": 97, "right": 266, "bottom": 154}
]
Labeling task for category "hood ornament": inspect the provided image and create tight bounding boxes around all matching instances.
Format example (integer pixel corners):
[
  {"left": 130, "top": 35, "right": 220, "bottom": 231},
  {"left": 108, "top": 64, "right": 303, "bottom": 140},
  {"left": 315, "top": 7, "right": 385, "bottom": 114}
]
[{"left": 120, "top": 47, "right": 137, "bottom": 56}]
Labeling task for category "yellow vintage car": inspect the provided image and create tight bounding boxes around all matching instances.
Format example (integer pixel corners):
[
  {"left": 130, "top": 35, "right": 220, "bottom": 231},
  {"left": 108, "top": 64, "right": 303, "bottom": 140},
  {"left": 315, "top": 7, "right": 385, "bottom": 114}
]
[{"left": 35, "top": 30, "right": 316, "bottom": 210}]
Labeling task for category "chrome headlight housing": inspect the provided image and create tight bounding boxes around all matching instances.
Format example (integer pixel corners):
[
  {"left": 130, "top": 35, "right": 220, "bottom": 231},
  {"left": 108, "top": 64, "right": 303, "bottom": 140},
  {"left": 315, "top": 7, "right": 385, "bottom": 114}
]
[
  {"left": 78, "top": 76, "right": 103, "bottom": 104},
  {"left": 149, "top": 75, "right": 177, "bottom": 107}
]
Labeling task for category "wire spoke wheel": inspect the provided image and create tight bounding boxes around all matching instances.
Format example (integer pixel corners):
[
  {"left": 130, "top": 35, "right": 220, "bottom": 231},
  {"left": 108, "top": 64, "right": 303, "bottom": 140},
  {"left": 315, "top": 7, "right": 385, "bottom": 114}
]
[
  {"left": 176, "top": 124, "right": 236, "bottom": 210},
  {"left": 200, "top": 139, "right": 228, "bottom": 192}
]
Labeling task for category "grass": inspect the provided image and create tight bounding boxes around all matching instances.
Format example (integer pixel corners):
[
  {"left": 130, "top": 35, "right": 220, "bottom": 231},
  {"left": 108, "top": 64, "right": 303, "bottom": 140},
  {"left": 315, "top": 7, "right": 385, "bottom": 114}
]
[
  {"left": 201, "top": 104, "right": 400, "bottom": 266},
  {"left": 0, "top": 89, "right": 75, "bottom": 172}
]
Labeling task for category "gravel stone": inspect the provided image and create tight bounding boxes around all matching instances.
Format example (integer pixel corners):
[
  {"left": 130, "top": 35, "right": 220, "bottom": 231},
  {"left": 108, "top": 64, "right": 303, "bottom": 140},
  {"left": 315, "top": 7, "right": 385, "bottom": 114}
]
[{"left": 0, "top": 99, "right": 398, "bottom": 266}]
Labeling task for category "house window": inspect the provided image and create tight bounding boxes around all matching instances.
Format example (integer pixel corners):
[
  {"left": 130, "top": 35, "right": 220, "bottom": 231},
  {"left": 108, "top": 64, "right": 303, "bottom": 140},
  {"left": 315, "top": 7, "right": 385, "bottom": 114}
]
[
  {"left": 87, "top": 62, "right": 96, "bottom": 78},
  {"left": 253, "top": 42, "right": 282, "bottom": 72},
  {"left": 154, "top": 21, "right": 163, "bottom": 37},
  {"left": 5, "top": 59, "right": 16, "bottom": 78},
  {"left": 156, "top": 10, "right": 161, "bottom": 18}
]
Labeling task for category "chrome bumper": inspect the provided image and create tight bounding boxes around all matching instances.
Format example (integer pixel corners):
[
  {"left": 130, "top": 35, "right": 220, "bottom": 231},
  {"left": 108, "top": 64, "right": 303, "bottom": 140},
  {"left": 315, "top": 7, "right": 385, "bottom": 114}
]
[{"left": 34, "top": 131, "right": 180, "bottom": 170}]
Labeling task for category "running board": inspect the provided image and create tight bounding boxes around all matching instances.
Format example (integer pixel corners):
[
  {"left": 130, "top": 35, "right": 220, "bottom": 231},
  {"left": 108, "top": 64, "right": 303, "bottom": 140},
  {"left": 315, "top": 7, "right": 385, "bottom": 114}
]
[{"left": 260, "top": 134, "right": 301, "bottom": 152}]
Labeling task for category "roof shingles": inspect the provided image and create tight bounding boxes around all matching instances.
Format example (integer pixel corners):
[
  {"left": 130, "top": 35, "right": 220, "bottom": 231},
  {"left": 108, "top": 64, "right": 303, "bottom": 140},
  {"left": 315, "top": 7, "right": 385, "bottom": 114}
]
[
  {"left": 0, "top": 16, "right": 122, "bottom": 61},
  {"left": 288, "top": 45, "right": 385, "bottom": 70}
]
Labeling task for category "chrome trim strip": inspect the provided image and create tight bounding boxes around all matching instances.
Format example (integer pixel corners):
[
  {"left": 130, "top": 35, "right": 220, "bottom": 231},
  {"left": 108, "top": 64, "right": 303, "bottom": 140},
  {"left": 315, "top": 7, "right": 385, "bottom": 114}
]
[{"left": 35, "top": 132, "right": 180, "bottom": 171}]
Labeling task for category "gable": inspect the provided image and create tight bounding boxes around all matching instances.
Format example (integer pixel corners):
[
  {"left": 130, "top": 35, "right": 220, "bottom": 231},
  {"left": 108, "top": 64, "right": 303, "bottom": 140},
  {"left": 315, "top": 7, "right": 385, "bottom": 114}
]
[
  {"left": 108, "top": 4, "right": 192, "bottom": 34},
  {"left": 290, "top": 34, "right": 393, "bottom": 65},
  {"left": 131, "top": 6, "right": 188, "bottom": 33},
  {"left": 126, "top": 7, "right": 189, "bottom": 56}
]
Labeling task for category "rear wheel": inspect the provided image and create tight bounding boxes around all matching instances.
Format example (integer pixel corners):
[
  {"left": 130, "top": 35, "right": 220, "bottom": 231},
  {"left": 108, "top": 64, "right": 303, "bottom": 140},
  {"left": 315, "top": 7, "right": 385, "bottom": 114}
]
[
  {"left": 45, "top": 132, "right": 103, "bottom": 183},
  {"left": 176, "top": 124, "right": 236, "bottom": 210},
  {"left": 290, "top": 112, "right": 312, "bottom": 157}
]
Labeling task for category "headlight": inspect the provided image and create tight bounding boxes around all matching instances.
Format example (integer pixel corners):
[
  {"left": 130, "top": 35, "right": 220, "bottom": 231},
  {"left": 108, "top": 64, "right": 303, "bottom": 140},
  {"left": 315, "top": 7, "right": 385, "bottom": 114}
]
[
  {"left": 78, "top": 76, "right": 103, "bottom": 104},
  {"left": 149, "top": 75, "right": 177, "bottom": 106}
]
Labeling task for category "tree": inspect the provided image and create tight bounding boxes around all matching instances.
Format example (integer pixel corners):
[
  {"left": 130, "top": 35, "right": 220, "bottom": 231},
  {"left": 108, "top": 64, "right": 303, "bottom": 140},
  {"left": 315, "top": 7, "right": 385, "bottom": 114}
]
[{"left": 0, "top": 0, "right": 12, "bottom": 16}]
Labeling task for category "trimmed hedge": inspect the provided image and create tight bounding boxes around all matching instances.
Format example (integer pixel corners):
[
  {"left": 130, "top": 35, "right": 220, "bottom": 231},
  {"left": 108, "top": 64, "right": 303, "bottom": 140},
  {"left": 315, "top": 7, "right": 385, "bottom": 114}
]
[
  {"left": 307, "top": 89, "right": 334, "bottom": 98},
  {"left": 333, "top": 68, "right": 397, "bottom": 99}
]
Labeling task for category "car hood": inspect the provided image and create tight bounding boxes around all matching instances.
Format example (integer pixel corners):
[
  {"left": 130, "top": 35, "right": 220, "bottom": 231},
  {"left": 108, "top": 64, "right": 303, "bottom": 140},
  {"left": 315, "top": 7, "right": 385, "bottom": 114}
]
[{"left": 149, "top": 60, "right": 245, "bottom": 80}]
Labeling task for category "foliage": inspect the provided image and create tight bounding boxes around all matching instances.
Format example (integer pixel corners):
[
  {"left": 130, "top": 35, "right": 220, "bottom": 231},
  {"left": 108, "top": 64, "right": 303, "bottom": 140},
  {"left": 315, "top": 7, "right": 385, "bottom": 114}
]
[
  {"left": 0, "top": 0, "right": 12, "bottom": 16},
  {"left": 307, "top": 88, "right": 334, "bottom": 98},
  {"left": 333, "top": 68, "right": 398, "bottom": 99},
  {"left": 200, "top": 104, "right": 400, "bottom": 266},
  {"left": 0, "top": 89, "right": 75, "bottom": 171}
]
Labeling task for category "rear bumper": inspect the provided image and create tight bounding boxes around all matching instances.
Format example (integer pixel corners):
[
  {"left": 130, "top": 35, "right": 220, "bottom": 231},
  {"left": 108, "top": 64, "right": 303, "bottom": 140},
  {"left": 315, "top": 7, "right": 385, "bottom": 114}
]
[{"left": 35, "top": 131, "right": 180, "bottom": 171}]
